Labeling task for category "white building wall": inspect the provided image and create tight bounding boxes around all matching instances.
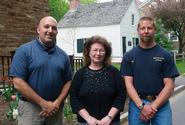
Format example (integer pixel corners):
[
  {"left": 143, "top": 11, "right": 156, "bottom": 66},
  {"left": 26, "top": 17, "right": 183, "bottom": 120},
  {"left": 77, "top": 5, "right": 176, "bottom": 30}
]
[
  {"left": 57, "top": 28, "right": 76, "bottom": 55},
  {"left": 57, "top": 1, "right": 140, "bottom": 63},
  {"left": 120, "top": 0, "right": 140, "bottom": 53},
  {"left": 57, "top": 25, "right": 121, "bottom": 61}
]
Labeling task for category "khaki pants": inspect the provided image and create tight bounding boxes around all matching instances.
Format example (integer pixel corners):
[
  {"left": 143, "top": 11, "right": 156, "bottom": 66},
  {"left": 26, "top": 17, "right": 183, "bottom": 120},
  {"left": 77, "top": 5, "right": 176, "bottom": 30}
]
[{"left": 18, "top": 100, "right": 63, "bottom": 125}]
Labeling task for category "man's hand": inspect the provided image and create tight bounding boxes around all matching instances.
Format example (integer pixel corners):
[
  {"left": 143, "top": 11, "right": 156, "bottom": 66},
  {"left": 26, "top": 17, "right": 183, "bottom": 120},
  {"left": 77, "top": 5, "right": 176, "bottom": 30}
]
[
  {"left": 39, "top": 100, "right": 57, "bottom": 117},
  {"left": 140, "top": 104, "right": 157, "bottom": 121},
  {"left": 53, "top": 99, "right": 60, "bottom": 111}
]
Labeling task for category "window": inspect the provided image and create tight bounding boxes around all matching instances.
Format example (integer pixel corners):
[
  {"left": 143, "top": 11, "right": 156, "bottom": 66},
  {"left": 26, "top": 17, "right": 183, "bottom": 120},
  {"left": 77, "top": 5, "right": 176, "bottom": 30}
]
[
  {"left": 128, "top": 41, "right": 132, "bottom": 46},
  {"left": 77, "top": 38, "right": 85, "bottom": 53},
  {"left": 131, "top": 14, "right": 134, "bottom": 25}
]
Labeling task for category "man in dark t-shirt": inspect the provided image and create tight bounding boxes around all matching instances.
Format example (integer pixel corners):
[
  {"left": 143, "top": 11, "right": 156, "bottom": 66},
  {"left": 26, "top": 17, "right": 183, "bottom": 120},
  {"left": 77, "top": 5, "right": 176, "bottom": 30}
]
[{"left": 120, "top": 17, "right": 179, "bottom": 125}]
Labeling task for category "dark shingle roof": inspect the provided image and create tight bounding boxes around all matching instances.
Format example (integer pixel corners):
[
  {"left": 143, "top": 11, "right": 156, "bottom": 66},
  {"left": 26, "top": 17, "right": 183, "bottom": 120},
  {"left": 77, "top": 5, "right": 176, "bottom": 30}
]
[{"left": 58, "top": 0, "right": 133, "bottom": 28}]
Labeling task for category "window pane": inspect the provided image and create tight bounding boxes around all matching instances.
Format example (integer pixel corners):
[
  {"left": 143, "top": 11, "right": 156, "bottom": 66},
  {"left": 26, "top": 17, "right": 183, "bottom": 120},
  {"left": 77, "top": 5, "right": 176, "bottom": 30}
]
[
  {"left": 131, "top": 14, "right": 134, "bottom": 25},
  {"left": 77, "top": 39, "right": 84, "bottom": 53}
]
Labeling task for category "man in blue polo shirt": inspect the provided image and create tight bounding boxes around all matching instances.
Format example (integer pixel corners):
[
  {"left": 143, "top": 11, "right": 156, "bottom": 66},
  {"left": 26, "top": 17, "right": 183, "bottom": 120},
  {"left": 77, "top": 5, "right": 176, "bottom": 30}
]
[
  {"left": 10, "top": 16, "right": 72, "bottom": 125},
  {"left": 120, "top": 16, "right": 179, "bottom": 125}
]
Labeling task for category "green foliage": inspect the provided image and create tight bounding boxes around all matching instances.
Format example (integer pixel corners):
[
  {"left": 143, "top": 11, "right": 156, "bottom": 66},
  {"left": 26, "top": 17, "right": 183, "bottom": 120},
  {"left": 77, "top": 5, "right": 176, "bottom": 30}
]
[
  {"left": 6, "top": 110, "right": 13, "bottom": 120},
  {"left": 6, "top": 99, "right": 19, "bottom": 121},
  {"left": 48, "top": 0, "right": 97, "bottom": 21},
  {"left": 63, "top": 97, "right": 76, "bottom": 124},
  {"left": 2, "top": 85, "right": 18, "bottom": 121},
  {"left": 2, "top": 85, "right": 14, "bottom": 101},
  {"left": 155, "top": 19, "right": 172, "bottom": 51},
  {"left": 112, "top": 63, "right": 121, "bottom": 70},
  {"left": 153, "top": 0, "right": 185, "bottom": 53},
  {"left": 9, "top": 98, "right": 18, "bottom": 110},
  {"left": 176, "top": 59, "right": 185, "bottom": 74},
  {"left": 80, "top": 0, "right": 97, "bottom": 4},
  {"left": 48, "top": 0, "right": 69, "bottom": 21},
  {"left": 63, "top": 103, "right": 73, "bottom": 120}
]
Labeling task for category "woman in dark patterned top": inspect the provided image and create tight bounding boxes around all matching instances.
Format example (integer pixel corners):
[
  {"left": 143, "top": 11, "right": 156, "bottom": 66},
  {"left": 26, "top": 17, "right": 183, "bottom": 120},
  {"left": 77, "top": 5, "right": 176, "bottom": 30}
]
[{"left": 70, "top": 35, "right": 126, "bottom": 125}]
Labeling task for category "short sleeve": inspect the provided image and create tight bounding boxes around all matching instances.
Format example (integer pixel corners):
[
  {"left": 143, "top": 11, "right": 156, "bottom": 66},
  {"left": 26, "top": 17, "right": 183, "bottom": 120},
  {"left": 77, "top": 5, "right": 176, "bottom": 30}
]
[
  {"left": 9, "top": 48, "right": 28, "bottom": 80},
  {"left": 120, "top": 54, "right": 133, "bottom": 76},
  {"left": 162, "top": 54, "right": 179, "bottom": 78}
]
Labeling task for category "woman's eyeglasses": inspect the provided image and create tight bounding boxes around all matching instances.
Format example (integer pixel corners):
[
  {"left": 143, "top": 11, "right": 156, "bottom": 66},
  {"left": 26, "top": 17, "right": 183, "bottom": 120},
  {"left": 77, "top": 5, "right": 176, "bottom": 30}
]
[{"left": 90, "top": 49, "right": 105, "bottom": 54}]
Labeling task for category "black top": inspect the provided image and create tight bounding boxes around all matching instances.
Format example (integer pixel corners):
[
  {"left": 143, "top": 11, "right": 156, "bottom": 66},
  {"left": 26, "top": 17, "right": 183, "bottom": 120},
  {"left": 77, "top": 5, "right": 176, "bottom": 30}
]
[
  {"left": 70, "top": 65, "right": 126, "bottom": 123},
  {"left": 120, "top": 44, "right": 179, "bottom": 95}
]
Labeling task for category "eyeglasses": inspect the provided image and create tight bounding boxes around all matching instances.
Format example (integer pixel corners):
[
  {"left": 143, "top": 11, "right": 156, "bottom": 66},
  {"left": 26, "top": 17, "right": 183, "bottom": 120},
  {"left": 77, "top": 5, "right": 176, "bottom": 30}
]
[{"left": 90, "top": 49, "right": 105, "bottom": 54}]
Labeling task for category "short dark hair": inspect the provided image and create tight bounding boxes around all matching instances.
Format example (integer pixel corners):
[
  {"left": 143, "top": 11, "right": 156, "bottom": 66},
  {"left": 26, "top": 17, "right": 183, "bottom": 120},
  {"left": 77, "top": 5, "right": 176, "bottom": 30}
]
[
  {"left": 83, "top": 35, "right": 112, "bottom": 67},
  {"left": 137, "top": 16, "right": 156, "bottom": 30}
]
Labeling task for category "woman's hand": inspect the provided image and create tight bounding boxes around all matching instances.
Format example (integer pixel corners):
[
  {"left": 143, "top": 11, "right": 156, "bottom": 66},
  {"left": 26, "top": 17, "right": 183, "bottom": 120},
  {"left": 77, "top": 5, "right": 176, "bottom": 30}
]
[
  {"left": 86, "top": 115, "right": 100, "bottom": 125},
  {"left": 98, "top": 115, "right": 112, "bottom": 125}
]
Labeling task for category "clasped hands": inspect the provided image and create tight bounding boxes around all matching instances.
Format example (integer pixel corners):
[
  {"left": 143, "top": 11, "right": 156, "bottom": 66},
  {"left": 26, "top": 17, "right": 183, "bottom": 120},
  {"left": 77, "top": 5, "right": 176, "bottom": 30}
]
[
  {"left": 39, "top": 100, "right": 60, "bottom": 117},
  {"left": 86, "top": 115, "right": 112, "bottom": 125},
  {"left": 139, "top": 103, "right": 157, "bottom": 122}
]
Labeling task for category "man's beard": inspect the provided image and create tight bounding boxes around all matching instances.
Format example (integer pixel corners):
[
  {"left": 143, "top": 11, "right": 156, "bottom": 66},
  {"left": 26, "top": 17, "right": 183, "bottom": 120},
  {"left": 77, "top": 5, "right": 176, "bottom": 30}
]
[
  {"left": 42, "top": 38, "right": 56, "bottom": 48},
  {"left": 141, "top": 36, "right": 153, "bottom": 43},
  {"left": 44, "top": 42, "right": 54, "bottom": 48}
]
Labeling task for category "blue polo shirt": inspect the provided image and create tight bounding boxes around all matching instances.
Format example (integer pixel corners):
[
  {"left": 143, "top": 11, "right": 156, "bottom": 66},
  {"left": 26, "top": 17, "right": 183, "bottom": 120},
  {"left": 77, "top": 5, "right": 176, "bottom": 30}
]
[
  {"left": 120, "top": 44, "right": 179, "bottom": 95},
  {"left": 10, "top": 38, "right": 72, "bottom": 101}
]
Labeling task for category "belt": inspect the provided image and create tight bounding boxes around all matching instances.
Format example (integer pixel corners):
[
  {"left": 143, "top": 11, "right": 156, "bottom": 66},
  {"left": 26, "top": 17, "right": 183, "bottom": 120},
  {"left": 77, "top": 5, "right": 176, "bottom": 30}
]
[{"left": 139, "top": 95, "right": 157, "bottom": 101}]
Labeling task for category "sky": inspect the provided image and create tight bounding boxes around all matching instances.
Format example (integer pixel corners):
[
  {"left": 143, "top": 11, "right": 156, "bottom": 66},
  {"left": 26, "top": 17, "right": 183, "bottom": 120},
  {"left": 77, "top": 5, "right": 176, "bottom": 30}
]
[{"left": 99, "top": 0, "right": 147, "bottom": 2}]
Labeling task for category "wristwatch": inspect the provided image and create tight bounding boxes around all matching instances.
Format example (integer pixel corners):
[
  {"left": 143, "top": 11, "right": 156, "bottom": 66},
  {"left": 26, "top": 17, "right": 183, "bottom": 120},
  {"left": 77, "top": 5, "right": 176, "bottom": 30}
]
[{"left": 138, "top": 102, "right": 145, "bottom": 110}]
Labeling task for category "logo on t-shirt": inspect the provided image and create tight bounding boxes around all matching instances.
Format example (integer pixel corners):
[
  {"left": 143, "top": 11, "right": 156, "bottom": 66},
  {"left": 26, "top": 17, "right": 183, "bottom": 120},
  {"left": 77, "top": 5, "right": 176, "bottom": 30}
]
[
  {"left": 131, "top": 60, "right": 134, "bottom": 63},
  {"left": 153, "top": 57, "right": 164, "bottom": 62}
]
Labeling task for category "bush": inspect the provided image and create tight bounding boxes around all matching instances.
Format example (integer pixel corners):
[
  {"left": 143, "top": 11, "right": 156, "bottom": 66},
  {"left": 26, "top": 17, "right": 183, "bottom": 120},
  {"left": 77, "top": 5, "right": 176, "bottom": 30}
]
[
  {"left": 1, "top": 80, "right": 18, "bottom": 121},
  {"left": 63, "top": 96, "right": 77, "bottom": 124}
]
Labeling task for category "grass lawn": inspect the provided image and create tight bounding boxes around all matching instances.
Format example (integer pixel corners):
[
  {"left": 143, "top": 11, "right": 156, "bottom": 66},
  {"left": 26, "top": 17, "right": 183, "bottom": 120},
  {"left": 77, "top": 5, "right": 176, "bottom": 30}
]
[
  {"left": 112, "top": 59, "right": 185, "bottom": 75},
  {"left": 112, "top": 63, "right": 121, "bottom": 70},
  {"left": 176, "top": 59, "right": 185, "bottom": 74}
]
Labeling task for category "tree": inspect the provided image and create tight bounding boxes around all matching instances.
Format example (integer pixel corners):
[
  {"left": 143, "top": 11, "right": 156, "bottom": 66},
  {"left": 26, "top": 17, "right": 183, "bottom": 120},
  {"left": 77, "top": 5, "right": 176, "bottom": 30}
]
[
  {"left": 48, "top": 0, "right": 97, "bottom": 21},
  {"left": 48, "top": 0, "right": 69, "bottom": 21},
  {"left": 155, "top": 19, "right": 172, "bottom": 51},
  {"left": 80, "top": 0, "right": 97, "bottom": 4},
  {"left": 152, "top": 0, "right": 185, "bottom": 53}
]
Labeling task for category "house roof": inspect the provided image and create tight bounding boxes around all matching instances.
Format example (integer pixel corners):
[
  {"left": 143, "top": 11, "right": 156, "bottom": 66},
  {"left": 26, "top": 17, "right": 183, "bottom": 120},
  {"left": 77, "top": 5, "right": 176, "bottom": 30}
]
[{"left": 58, "top": 0, "right": 133, "bottom": 28}]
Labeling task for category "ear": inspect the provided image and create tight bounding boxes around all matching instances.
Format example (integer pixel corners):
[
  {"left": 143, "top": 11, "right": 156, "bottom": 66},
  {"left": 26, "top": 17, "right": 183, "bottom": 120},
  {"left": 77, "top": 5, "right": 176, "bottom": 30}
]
[{"left": 37, "top": 27, "right": 40, "bottom": 34}]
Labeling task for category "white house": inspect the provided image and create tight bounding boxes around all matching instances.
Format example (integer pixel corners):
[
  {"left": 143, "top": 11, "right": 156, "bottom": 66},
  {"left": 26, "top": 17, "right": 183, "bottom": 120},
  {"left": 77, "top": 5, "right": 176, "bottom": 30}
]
[{"left": 57, "top": 0, "right": 140, "bottom": 62}]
